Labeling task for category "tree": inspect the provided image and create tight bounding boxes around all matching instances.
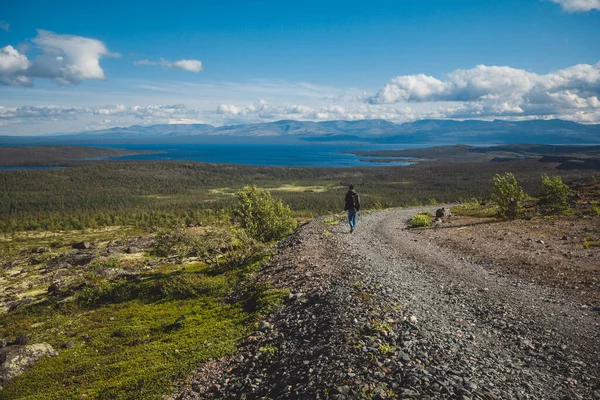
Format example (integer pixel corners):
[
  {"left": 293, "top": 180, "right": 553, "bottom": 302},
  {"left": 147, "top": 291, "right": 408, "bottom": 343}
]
[
  {"left": 491, "top": 173, "right": 527, "bottom": 220},
  {"left": 233, "top": 186, "right": 296, "bottom": 242},
  {"left": 539, "top": 174, "right": 572, "bottom": 212}
]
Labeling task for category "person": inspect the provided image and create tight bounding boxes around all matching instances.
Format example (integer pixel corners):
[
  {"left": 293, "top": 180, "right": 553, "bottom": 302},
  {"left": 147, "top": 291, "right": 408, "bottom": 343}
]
[{"left": 344, "top": 185, "right": 360, "bottom": 233}]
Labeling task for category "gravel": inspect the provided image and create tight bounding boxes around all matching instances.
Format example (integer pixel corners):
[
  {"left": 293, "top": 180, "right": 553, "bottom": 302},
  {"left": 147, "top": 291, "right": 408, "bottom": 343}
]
[{"left": 173, "top": 207, "right": 600, "bottom": 400}]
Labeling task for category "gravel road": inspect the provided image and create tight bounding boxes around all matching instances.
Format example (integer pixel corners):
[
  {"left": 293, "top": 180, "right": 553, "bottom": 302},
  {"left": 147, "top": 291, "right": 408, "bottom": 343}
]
[{"left": 174, "top": 207, "right": 600, "bottom": 400}]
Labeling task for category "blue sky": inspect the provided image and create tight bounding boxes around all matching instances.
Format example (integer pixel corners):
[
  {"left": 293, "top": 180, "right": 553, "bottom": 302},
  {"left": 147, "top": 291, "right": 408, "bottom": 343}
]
[{"left": 1, "top": 0, "right": 599, "bottom": 134}]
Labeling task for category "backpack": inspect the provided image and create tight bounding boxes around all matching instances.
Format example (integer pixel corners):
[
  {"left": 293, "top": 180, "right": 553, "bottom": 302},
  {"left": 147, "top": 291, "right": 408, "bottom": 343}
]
[{"left": 345, "top": 192, "right": 357, "bottom": 211}]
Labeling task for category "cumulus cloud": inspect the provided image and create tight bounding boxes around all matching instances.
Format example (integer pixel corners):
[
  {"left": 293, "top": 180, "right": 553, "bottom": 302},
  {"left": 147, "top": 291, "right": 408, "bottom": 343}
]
[
  {"left": 213, "top": 100, "right": 417, "bottom": 124},
  {"left": 0, "top": 103, "right": 206, "bottom": 129},
  {"left": 369, "top": 62, "right": 600, "bottom": 121},
  {"left": 0, "top": 105, "right": 91, "bottom": 125},
  {"left": 134, "top": 58, "right": 202, "bottom": 73},
  {"left": 0, "top": 30, "right": 115, "bottom": 86},
  {"left": 550, "top": 0, "right": 600, "bottom": 12},
  {"left": 0, "top": 45, "right": 31, "bottom": 85},
  {"left": 0, "top": 21, "right": 9, "bottom": 32}
]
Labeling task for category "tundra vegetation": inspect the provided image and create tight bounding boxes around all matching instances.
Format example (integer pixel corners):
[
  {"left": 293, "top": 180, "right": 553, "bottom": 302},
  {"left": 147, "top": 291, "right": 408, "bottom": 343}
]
[
  {"left": 0, "top": 186, "right": 290, "bottom": 399},
  {"left": 0, "top": 156, "right": 598, "bottom": 399}
]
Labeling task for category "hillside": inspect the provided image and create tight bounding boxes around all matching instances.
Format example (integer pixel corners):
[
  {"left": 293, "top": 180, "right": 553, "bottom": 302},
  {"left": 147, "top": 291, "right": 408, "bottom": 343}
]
[
  {"left": 172, "top": 204, "right": 600, "bottom": 399},
  {"left": 0, "top": 146, "right": 159, "bottom": 166},
  {"left": 2, "top": 119, "right": 600, "bottom": 145}
]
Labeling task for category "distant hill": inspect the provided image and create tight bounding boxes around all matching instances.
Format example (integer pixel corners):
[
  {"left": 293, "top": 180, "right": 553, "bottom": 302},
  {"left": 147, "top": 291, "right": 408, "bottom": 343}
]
[{"left": 1, "top": 118, "right": 599, "bottom": 145}]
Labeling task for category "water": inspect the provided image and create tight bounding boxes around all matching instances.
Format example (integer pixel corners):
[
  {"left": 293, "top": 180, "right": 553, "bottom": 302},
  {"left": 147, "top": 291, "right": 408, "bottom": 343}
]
[
  {"left": 0, "top": 166, "right": 65, "bottom": 171},
  {"left": 91, "top": 143, "right": 426, "bottom": 167}
]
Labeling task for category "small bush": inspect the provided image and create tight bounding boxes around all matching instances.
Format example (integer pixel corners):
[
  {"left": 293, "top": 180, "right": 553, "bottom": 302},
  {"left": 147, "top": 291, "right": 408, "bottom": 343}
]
[
  {"left": 539, "top": 174, "right": 572, "bottom": 213},
  {"left": 233, "top": 186, "right": 296, "bottom": 242},
  {"left": 491, "top": 173, "right": 527, "bottom": 220},
  {"left": 408, "top": 213, "right": 433, "bottom": 228},
  {"left": 151, "top": 225, "right": 200, "bottom": 258},
  {"left": 157, "top": 274, "right": 228, "bottom": 299}
]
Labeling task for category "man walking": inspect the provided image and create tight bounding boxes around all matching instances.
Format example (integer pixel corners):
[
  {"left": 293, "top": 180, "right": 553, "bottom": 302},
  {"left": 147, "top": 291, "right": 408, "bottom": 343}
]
[{"left": 344, "top": 185, "right": 360, "bottom": 233}]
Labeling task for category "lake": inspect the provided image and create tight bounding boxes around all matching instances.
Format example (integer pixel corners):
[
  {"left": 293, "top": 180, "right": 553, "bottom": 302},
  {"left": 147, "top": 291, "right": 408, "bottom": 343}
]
[{"left": 91, "top": 143, "right": 426, "bottom": 167}]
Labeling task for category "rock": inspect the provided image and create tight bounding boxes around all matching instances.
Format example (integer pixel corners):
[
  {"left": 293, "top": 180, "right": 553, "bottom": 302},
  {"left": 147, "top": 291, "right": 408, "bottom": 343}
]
[
  {"left": 97, "top": 268, "right": 131, "bottom": 279},
  {"left": 61, "top": 341, "right": 75, "bottom": 349},
  {"left": 436, "top": 208, "right": 452, "bottom": 219},
  {"left": 0, "top": 343, "right": 58, "bottom": 386},
  {"left": 258, "top": 321, "right": 273, "bottom": 331},
  {"left": 0, "top": 339, "right": 6, "bottom": 349},
  {"left": 72, "top": 241, "right": 91, "bottom": 250},
  {"left": 32, "top": 247, "right": 49, "bottom": 254},
  {"left": 48, "top": 282, "right": 61, "bottom": 294},
  {"left": 14, "top": 334, "right": 29, "bottom": 346},
  {"left": 125, "top": 247, "right": 139, "bottom": 254}
]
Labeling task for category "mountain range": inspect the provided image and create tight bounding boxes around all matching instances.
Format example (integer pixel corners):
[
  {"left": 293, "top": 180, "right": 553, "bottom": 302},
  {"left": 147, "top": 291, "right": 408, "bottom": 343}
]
[{"left": 2, "top": 119, "right": 600, "bottom": 145}]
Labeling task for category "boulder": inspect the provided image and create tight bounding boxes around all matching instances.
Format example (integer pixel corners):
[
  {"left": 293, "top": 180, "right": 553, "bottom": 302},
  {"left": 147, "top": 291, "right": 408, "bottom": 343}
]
[
  {"left": 435, "top": 207, "right": 452, "bottom": 219},
  {"left": 72, "top": 241, "right": 91, "bottom": 250},
  {"left": 48, "top": 282, "right": 61, "bottom": 295},
  {"left": 97, "top": 268, "right": 132, "bottom": 279},
  {"left": 14, "top": 335, "right": 29, "bottom": 346},
  {"left": 0, "top": 343, "right": 58, "bottom": 387}
]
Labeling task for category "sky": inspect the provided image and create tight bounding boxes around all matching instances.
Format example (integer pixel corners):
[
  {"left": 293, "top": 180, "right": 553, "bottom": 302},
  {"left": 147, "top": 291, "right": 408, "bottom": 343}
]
[{"left": 0, "top": 0, "right": 599, "bottom": 135}]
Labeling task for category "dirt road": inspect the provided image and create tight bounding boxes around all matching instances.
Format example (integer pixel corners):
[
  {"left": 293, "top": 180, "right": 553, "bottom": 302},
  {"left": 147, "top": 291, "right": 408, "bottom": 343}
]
[{"left": 175, "top": 208, "right": 600, "bottom": 399}]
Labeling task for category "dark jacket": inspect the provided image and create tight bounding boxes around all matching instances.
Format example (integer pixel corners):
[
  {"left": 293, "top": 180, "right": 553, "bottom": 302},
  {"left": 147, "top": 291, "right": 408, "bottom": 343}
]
[{"left": 344, "top": 190, "right": 360, "bottom": 211}]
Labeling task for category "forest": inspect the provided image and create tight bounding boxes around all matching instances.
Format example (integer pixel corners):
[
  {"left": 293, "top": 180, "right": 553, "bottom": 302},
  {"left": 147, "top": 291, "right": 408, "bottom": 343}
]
[{"left": 1, "top": 157, "right": 597, "bottom": 232}]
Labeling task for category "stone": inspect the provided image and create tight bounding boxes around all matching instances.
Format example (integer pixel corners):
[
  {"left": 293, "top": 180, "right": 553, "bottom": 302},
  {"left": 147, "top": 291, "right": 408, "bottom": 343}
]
[
  {"left": 436, "top": 208, "right": 452, "bottom": 219},
  {"left": 258, "top": 321, "right": 273, "bottom": 331},
  {"left": 61, "top": 341, "right": 75, "bottom": 349},
  {"left": 0, "top": 339, "right": 6, "bottom": 349},
  {"left": 48, "top": 282, "right": 61, "bottom": 294},
  {"left": 14, "top": 334, "right": 29, "bottom": 346},
  {"left": 98, "top": 268, "right": 131, "bottom": 279},
  {"left": 72, "top": 241, "right": 91, "bottom": 250},
  {"left": 0, "top": 343, "right": 58, "bottom": 386}
]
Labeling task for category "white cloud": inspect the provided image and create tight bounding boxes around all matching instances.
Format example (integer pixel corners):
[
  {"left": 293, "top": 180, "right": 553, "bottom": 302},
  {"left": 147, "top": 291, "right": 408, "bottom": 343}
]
[
  {"left": 369, "top": 62, "right": 600, "bottom": 121},
  {"left": 134, "top": 58, "right": 202, "bottom": 73},
  {"left": 0, "top": 105, "right": 91, "bottom": 124},
  {"left": 0, "top": 21, "right": 9, "bottom": 32},
  {"left": 213, "top": 100, "right": 416, "bottom": 124},
  {"left": 0, "top": 45, "right": 31, "bottom": 86},
  {"left": 550, "top": 0, "right": 600, "bottom": 12},
  {"left": 0, "top": 30, "right": 115, "bottom": 86}
]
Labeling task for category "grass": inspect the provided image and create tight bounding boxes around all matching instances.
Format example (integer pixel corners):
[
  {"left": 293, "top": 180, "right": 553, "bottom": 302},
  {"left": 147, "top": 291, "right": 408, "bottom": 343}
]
[
  {"left": 408, "top": 213, "right": 434, "bottom": 228},
  {"left": 583, "top": 240, "right": 600, "bottom": 249},
  {"left": 0, "top": 255, "right": 285, "bottom": 400},
  {"left": 451, "top": 203, "right": 498, "bottom": 218}
]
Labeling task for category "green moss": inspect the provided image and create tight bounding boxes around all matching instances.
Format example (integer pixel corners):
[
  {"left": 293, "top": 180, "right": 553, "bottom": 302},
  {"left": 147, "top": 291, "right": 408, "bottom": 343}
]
[
  {"left": 0, "top": 259, "right": 278, "bottom": 400},
  {"left": 451, "top": 203, "right": 497, "bottom": 218}
]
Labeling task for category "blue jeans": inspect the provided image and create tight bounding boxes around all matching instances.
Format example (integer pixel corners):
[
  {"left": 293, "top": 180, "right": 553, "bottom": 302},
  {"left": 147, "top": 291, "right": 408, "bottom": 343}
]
[{"left": 347, "top": 209, "right": 357, "bottom": 229}]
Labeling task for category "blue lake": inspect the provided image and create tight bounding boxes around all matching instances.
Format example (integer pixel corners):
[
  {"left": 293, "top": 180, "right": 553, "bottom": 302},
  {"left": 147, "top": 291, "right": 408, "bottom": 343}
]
[
  {"left": 91, "top": 143, "right": 426, "bottom": 167},
  {"left": 0, "top": 166, "right": 66, "bottom": 171}
]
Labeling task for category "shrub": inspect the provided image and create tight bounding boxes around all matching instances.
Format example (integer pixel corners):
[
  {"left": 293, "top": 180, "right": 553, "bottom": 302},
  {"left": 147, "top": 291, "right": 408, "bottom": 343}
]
[
  {"left": 491, "top": 173, "right": 527, "bottom": 220},
  {"left": 156, "top": 274, "right": 228, "bottom": 299},
  {"left": 151, "top": 225, "right": 200, "bottom": 259},
  {"left": 539, "top": 174, "right": 572, "bottom": 212},
  {"left": 233, "top": 186, "right": 296, "bottom": 242},
  {"left": 408, "top": 213, "right": 433, "bottom": 228}
]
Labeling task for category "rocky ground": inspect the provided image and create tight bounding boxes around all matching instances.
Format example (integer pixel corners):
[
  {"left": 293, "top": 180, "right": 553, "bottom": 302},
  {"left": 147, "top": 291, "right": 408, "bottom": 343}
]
[{"left": 173, "top": 207, "right": 600, "bottom": 399}]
